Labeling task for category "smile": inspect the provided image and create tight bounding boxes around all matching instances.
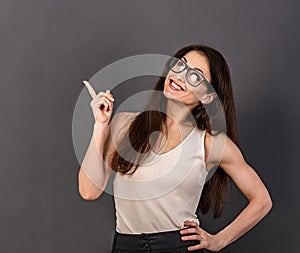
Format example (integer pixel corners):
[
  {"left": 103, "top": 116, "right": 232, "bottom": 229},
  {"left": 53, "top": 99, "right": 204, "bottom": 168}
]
[{"left": 169, "top": 79, "right": 186, "bottom": 91}]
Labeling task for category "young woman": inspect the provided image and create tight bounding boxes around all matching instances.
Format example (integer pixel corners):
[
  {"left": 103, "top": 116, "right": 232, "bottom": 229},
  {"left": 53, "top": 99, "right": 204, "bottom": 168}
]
[{"left": 78, "top": 45, "right": 272, "bottom": 252}]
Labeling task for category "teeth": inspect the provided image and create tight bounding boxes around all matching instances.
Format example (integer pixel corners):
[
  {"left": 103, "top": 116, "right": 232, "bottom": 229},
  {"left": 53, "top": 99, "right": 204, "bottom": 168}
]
[{"left": 171, "top": 80, "right": 183, "bottom": 90}]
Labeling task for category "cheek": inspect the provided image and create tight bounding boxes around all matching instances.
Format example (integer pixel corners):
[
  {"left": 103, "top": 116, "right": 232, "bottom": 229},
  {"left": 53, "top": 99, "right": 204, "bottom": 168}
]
[
  {"left": 188, "top": 86, "right": 207, "bottom": 100},
  {"left": 163, "top": 78, "right": 169, "bottom": 90},
  {"left": 181, "top": 91, "right": 201, "bottom": 107}
]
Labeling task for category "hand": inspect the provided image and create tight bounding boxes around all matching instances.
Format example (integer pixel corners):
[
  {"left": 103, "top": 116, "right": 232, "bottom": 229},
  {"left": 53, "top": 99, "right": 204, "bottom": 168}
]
[
  {"left": 83, "top": 80, "right": 115, "bottom": 126},
  {"left": 180, "top": 221, "right": 223, "bottom": 252},
  {"left": 90, "top": 90, "right": 114, "bottom": 125}
]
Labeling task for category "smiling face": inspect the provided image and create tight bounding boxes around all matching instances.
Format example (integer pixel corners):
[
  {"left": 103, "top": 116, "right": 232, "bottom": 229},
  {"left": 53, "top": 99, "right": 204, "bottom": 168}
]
[{"left": 163, "top": 50, "right": 215, "bottom": 110}]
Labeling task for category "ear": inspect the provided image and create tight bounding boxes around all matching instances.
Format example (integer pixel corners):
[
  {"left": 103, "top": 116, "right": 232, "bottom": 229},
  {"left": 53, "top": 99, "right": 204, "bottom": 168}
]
[{"left": 200, "top": 92, "right": 217, "bottom": 104}]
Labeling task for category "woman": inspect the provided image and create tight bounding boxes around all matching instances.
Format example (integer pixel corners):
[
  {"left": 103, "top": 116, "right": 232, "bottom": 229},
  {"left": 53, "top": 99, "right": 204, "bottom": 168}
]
[{"left": 78, "top": 45, "right": 272, "bottom": 252}]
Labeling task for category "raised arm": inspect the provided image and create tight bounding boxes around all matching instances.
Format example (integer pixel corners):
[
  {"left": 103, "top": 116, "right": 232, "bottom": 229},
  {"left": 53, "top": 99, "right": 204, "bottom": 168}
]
[
  {"left": 78, "top": 81, "right": 115, "bottom": 200},
  {"left": 78, "top": 123, "right": 113, "bottom": 200}
]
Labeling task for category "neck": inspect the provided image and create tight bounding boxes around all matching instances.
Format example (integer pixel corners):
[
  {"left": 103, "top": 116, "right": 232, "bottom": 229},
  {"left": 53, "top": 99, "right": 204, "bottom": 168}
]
[{"left": 165, "top": 99, "right": 195, "bottom": 129}]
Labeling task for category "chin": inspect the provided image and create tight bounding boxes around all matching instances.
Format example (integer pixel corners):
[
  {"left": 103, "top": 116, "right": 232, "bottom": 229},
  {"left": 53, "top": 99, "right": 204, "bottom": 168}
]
[
  {"left": 163, "top": 88, "right": 176, "bottom": 100},
  {"left": 163, "top": 90, "right": 184, "bottom": 105}
]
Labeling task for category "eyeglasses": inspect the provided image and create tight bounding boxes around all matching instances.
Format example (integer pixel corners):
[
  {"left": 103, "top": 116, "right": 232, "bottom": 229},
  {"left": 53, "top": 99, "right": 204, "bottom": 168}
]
[{"left": 169, "top": 58, "right": 210, "bottom": 88}]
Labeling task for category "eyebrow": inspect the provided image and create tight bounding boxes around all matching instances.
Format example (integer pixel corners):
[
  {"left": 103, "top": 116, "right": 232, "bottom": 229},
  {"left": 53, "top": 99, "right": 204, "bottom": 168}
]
[{"left": 182, "top": 56, "right": 204, "bottom": 74}]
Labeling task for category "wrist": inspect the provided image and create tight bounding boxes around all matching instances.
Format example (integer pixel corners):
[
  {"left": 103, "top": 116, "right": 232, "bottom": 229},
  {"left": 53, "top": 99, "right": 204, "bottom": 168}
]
[
  {"left": 93, "top": 123, "right": 108, "bottom": 142},
  {"left": 214, "top": 232, "right": 229, "bottom": 251},
  {"left": 94, "top": 122, "right": 108, "bottom": 130}
]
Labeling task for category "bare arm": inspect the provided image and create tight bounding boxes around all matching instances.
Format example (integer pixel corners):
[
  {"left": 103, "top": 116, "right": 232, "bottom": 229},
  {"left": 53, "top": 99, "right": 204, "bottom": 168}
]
[
  {"left": 78, "top": 123, "right": 113, "bottom": 200},
  {"left": 78, "top": 81, "right": 115, "bottom": 200},
  {"left": 213, "top": 133, "right": 272, "bottom": 248},
  {"left": 78, "top": 110, "right": 139, "bottom": 200},
  {"left": 181, "top": 132, "right": 273, "bottom": 251}
]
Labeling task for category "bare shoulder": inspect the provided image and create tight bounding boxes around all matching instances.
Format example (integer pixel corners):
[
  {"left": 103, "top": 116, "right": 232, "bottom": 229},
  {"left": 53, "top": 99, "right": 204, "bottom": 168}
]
[
  {"left": 204, "top": 130, "right": 228, "bottom": 149},
  {"left": 204, "top": 131, "right": 235, "bottom": 170},
  {"left": 204, "top": 130, "right": 244, "bottom": 172},
  {"left": 112, "top": 111, "right": 140, "bottom": 122},
  {"left": 110, "top": 111, "right": 139, "bottom": 131},
  {"left": 103, "top": 112, "right": 140, "bottom": 165},
  {"left": 108, "top": 111, "right": 140, "bottom": 142}
]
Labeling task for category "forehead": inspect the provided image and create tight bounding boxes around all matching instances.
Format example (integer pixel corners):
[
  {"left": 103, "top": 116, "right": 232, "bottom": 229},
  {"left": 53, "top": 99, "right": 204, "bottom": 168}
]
[{"left": 182, "top": 51, "right": 211, "bottom": 81}]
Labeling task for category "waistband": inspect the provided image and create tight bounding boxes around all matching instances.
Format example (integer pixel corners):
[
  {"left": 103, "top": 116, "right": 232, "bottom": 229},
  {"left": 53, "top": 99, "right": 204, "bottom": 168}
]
[{"left": 113, "top": 229, "right": 200, "bottom": 251}]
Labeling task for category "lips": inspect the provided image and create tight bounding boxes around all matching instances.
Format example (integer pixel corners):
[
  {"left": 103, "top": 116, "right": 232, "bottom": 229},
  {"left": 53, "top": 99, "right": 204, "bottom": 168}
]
[{"left": 169, "top": 78, "right": 186, "bottom": 91}]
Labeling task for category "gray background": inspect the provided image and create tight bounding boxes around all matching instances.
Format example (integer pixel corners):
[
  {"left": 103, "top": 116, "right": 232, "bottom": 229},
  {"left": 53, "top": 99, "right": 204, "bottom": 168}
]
[{"left": 0, "top": 0, "right": 299, "bottom": 252}]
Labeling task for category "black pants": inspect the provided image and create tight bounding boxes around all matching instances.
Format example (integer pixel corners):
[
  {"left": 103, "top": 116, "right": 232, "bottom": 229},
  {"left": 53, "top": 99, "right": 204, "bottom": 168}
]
[{"left": 111, "top": 229, "right": 205, "bottom": 253}]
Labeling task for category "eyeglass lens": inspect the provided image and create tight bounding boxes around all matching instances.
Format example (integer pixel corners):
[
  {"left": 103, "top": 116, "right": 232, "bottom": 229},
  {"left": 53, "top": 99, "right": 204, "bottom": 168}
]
[{"left": 170, "top": 58, "right": 205, "bottom": 87}]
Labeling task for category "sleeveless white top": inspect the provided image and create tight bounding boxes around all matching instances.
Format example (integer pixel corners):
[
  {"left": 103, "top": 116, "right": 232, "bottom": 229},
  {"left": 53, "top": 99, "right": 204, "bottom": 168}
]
[{"left": 113, "top": 127, "right": 208, "bottom": 234}]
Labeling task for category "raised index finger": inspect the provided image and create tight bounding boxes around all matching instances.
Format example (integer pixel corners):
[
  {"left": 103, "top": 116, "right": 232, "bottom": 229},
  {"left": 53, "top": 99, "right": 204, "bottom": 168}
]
[{"left": 82, "top": 80, "right": 97, "bottom": 99}]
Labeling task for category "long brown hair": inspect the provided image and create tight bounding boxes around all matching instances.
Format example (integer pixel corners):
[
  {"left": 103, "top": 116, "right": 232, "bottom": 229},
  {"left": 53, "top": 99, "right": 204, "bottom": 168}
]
[{"left": 111, "top": 44, "right": 238, "bottom": 218}]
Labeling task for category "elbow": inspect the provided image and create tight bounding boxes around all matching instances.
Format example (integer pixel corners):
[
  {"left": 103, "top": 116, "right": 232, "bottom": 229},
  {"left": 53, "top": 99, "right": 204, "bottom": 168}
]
[
  {"left": 78, "top": 169, "right": 104, "bottom": 201},
  {"left": 79, "top": 189, "right": 103, "bottom": 201},
  {"left": 256, "top": 191, "right": 273, "bottom": 216},
  {"left": 80, "top": 195, "right": 99, "bottom": 201},
  {"left": 78, "top": 180, "right": 104, "bottom": 201},
  {"left": 264, "top": 194, "right": 273, "bottom": 214},
  {"left": 249, "top": 190, "right": 273, "bottom": 217},
  {"left": 262, "top": 187, "right": 273, "bottom": 214}
]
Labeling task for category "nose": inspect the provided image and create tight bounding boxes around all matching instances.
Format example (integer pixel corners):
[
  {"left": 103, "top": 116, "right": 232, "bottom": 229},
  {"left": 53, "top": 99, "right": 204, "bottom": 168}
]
[{"left": 176, "top": 70, "right": 187, "bottom": 83}]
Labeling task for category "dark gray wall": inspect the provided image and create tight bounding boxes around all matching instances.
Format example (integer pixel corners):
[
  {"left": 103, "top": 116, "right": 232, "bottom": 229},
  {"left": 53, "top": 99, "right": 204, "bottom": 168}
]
[{"left": 0, "top": 0, "right": 299, "bottom": 252}]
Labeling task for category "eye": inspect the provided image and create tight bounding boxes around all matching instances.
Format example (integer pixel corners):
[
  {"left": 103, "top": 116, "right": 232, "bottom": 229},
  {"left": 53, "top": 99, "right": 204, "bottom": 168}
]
[
  {"left": 176, "top": 60, "right": 185, "bottom": 71},
  {"left": 190, "top": 72, "right": 201, "bottom": 82}
]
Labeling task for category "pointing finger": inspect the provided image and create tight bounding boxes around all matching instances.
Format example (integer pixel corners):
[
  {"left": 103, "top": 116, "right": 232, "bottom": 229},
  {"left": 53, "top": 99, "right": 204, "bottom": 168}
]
[{"left": 82, "top": 80, "right": 97, "bottom": 99}]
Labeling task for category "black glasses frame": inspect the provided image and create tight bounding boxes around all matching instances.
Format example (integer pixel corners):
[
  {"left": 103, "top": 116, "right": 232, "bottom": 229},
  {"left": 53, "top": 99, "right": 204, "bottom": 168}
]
[{"left": 169, "top": 58, "right": 211, "bottom": 88}]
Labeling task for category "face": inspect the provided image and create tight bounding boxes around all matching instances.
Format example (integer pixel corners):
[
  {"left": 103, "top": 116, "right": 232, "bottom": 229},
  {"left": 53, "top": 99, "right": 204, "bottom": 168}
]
[{"left": 163, "top": 50, "right": 215, "bottom": 110}]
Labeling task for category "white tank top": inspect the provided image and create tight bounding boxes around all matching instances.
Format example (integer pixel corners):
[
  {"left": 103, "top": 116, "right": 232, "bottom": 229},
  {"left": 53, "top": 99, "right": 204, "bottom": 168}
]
[{"left": 113, "top": 127, "right": 208, "bottom": 234}]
